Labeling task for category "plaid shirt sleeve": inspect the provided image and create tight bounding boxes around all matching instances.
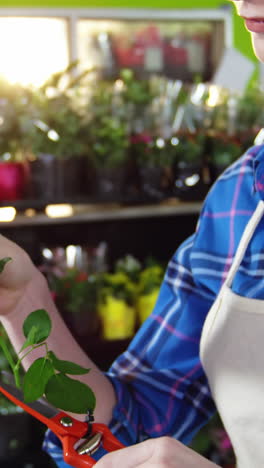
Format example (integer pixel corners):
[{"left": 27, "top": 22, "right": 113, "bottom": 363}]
[
  {"left": 43, "top": 231, "right": 217, "bottom": 466},
  {"left": 106, "top": 231, "right": 216, "bottom": 447}
]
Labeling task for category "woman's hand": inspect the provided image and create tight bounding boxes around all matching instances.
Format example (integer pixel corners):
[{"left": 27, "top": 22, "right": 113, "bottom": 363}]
[
  {"left": 0, "top": 234, "right": 37, "bottom": 316},
  {"left": 95, "top": 437, "right": 220, "bottom": 468},
  {"left": 0, "top": 234, "right": 117, "bottom": 423}
]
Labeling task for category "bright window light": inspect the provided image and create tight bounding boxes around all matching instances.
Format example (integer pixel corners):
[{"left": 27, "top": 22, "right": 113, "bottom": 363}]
[{"left": 0, "top": 18, "right": 69, "bottom": 87}]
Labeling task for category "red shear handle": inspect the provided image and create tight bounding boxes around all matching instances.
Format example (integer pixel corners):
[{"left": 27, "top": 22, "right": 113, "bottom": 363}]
[
  {"left": 62, "top": 435, "right": 97, "bottom": 468},
  {"left": 93, "top": 423, "right": 124, "bottom": 452},
  {"left": 60, "top": 422, "right": 125, "bottom": 468}
]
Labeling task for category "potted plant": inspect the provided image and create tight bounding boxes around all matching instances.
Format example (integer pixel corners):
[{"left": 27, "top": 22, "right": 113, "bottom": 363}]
[
  {"left": 115, "top": 254, "right": 141, "bottom": 284},
  {"left": 136, "top": 261, "right": 164, "bottom": 324},
  {"left": 119, "top": 69, "right": 160, "bottom": 200},
  {"left": 132, "top": 132, "right": 179, "bottom": 200},
  {"left": 24, "top": 63, "right": 91, "bottom": 202},
  {"left": 173, "top": 132, "right": 209, "bottom": 201},
  {"left": 206, "top": 132, "right": 242, "bottom": 181},
  {"left": 98, "top": 270, "right": 137, "bottom": 340},
  {"left": 85, "top": 80, "right": 129, "bottom": 199},
  {"left": 118, "top": 68, "right": 155, "bottom": 132},
  {"left": 49, "top": 268, "right": 100, "bottom": 338},
  {"left": 0, "top": 79, "right": 30, "bottom": 202},
  {"left": 235, "top": 84, "right": 264, "bottom": 144}
]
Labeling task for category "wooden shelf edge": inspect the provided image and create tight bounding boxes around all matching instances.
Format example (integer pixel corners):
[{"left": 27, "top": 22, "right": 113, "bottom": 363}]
[{"left": 0, "top": 200, "right": 203, "bottom": 228}]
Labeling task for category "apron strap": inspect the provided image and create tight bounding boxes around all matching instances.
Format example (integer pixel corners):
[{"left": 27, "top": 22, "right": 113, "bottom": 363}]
[{"left": 224, "top": 200, "right": 264, "bottom": 288}]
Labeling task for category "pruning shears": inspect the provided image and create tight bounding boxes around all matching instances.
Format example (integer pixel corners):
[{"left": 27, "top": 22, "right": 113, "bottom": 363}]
[{"left": 0, "top": 373, "right": 124, "bottom": 467}]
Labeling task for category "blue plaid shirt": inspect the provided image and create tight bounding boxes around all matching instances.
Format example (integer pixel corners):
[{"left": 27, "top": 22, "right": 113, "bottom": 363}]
[{"left": 44, "top": 144, "right": 264, "bottom": 467}]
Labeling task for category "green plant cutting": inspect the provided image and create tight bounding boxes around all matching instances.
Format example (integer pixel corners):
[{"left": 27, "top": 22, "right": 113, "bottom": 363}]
[{"left": 0, "top": 257, "right": 96, "bottom": 415}]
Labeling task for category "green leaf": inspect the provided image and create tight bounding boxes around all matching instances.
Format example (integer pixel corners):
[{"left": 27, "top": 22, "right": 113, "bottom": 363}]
[
  {"left": 23, "top": 309, "right": 52, "bottom": 344},
  {"left": 48, "top": 351, "right": 90, "bottom": 375},
  {"left": 0, "top": 257, "right": 11, "bottom": 273},
  {"left": 23, "top": 357, "right": 54, "bottom": 403},
  {"left": 19, "top": 325, "right": 38, "bottom": 353},
  {"left": 45, "top": 373, "right": 96, "bottom": 414}
]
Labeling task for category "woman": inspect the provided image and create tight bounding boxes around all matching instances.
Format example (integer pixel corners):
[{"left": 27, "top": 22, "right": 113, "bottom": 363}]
[{"left": 0, "top": 1, "right": 263, "bottom": 467}]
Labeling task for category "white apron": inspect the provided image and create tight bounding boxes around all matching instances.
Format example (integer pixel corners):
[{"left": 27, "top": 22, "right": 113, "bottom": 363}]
[{"left": 200, "top": 200, "right": 264, "bottom": 468}]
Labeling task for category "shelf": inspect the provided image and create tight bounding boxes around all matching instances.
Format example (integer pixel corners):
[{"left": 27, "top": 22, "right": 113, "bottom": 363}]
[{"left": 0, "top": 199, "right": 202, "bottom": 228}]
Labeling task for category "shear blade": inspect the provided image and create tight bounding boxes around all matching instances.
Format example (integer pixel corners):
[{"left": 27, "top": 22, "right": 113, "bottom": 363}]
[{"left": 0, "top": 371, "right": 58, "bottom": 419}]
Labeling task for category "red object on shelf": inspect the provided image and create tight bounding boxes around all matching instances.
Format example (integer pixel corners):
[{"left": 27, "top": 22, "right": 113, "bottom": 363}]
[
  {"left": 163, "top": 43, "right": 188, "bottom": 66},
  {"left": 135, "top": 25, "right": 162, "bottom": 46},
  {"left": 114, "top": 45, "right": 144, "bottom": 67},
  {"left": 113, "top": 24, "right": 163, "bottom": 68},
  {"left": 0, "top": 161, "right": 27, "bottom": 201}
]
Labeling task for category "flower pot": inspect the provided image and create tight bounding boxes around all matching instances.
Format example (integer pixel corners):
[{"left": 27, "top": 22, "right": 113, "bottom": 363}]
[
  {"left": 137, "top": 288, "right": 159, "bottom": 324},
  {"left": 173, "top": 162, "right": 211, "bottom": 201},
  {"left": 56, "top": 156, "right": 87, "bottom": 201},
  {"left": 28, "top": 153, "right": 57, "bottom": 201},
  {"left": 139, "top": 166, "right": 165, "bottom": 201},
  {"left": 0, "top": 162, "right": 27, "bottom": 202},
  {"left": 29, "top": 154, "right": 88, "bottom": 202},
  {"left": 99, "top": 296, "right": 136, "bottom": 340},
  {"left": 95, "top": 166, "right": 126, "bottom": 200},
  {"left": 63, "top": 308, "right": 100, "bottom": 338}
]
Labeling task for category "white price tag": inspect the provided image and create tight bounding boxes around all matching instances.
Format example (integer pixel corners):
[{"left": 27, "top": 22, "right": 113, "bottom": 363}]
[{"left": 144, "top": 47, "right": 164, "bottom": 72}]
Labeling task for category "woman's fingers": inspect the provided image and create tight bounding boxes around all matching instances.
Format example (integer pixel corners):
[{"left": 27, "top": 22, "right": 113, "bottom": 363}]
[
  {"left": 95, "top": 439, "right": 156, "bottom": 468},
  {"left": 95, "top": 437, "right": 220, "bottom": 468}
]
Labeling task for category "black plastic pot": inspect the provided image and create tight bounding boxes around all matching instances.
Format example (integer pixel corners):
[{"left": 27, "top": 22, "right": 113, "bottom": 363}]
[
  {"left": 139, "top": 166, "right": 167, "bottom": 201},
  {"left": 94, "top": 166, "right": 126, "bottom": 200},
  {"left": 29, "top": 154, "right": 87, "bottom": 202},
  {"left": 63, "top": 308, "right": 100, "bottom": 338},
  {"left": 173, "top": 162, "right": 211, "bottom": 201},
  {"left": 28, "top": 153, "right": 57, "bottom": 201},
  {"left": 56, "top": 156, "right": 87, "bottom": 200}
]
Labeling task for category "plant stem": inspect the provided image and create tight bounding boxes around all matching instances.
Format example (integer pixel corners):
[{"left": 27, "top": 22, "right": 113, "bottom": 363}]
[
  {"left": 0, "top": 336, "right": 21, "bottom": 388},
  {"left": 17, "top": 342, "right": 48, "bottom": 369},
  {"left": 14, "top": 368, "right": 21, "bottom": 389},
  {"left": 0, "top": 336, "right": 16, "bottom": 372},
  {"left": 14, "top": 342, "right": 49, "bottom": 388}
]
